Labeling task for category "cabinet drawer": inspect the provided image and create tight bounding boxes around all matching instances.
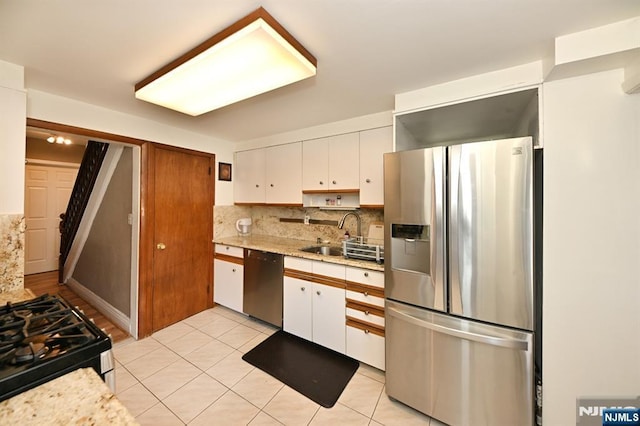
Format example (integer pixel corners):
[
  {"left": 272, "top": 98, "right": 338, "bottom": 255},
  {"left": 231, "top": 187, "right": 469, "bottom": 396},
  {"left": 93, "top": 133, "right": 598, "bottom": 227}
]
[
  {"left": 284, "top": 256, "right": 313, "bottom": 272},
  {"left": 346, "top": 289, "right": 384, "bottom": 308},
  {"left": 346, "top": 305, "right": 385, "bottom": 328},
  {"left": 346, "top": 321, "right": 385, "bottom": 371},
  {"left": 215, "top": 244, "right": 244, "bottom": 258},
  {"left": 346, "top": 267, "right": 384, "bottom": 288},
  {"left": 313, "top": 262, "right": 345, "bottom": 280}
]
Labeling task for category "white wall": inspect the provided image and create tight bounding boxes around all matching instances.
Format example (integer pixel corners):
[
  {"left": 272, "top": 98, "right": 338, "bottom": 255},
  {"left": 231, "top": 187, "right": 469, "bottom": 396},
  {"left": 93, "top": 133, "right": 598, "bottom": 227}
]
[
  {"left": 542, "top": 68, "right": 640, "bottom": 425},
  {"left": 26, "top": 90, "right": 235, "bottom": 205},
  {"left": 0, "top": 60, "right": 26, "bottom": 214}
]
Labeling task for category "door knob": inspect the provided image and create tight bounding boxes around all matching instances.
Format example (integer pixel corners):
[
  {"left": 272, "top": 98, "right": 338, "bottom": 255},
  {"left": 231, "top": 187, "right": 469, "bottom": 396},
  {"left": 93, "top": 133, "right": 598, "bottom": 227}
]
[{"left": 156, "top": 243, "right": 166, "bottom": 250}]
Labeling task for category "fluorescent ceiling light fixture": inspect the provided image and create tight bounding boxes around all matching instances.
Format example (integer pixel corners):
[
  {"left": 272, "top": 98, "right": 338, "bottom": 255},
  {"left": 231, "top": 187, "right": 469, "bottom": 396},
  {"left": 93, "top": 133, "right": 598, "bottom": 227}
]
[{"left": 134, "top": 7, "right": 317, "bottom": 115}]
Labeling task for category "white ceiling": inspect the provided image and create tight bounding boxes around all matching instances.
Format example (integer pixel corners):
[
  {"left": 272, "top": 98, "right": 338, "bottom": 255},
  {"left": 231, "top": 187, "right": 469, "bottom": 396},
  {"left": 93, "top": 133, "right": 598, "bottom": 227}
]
[{"left": 2, "top": 1, "right": 639, "bottom": 143}]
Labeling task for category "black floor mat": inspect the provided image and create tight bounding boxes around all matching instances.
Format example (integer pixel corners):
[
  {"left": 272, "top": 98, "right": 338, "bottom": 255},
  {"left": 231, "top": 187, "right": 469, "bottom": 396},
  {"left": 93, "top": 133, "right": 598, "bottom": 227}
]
[{"left": 241, "top": 330, "right": 359, "bottom": 408}]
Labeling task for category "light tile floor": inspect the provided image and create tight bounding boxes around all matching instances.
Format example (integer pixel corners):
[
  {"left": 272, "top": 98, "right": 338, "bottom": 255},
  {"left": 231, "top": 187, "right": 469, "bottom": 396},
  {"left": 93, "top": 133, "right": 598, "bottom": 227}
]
[{"left": 114, "top": 305, "right": 444, "bottom": 425}]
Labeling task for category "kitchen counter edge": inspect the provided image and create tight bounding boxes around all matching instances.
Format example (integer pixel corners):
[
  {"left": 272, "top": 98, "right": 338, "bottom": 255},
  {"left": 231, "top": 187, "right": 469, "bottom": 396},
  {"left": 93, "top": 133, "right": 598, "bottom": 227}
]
[{"left": 214, "top": 235, "right": 384, "bottom": 272}]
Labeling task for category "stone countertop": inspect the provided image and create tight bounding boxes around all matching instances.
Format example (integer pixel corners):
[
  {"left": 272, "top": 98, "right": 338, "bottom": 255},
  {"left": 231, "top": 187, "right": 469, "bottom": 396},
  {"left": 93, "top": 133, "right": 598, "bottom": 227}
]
[
  {"left": 0, "top": 288, "right": 36, "bottom": 305},
  {"left": 0, "top": 367, "right": 138, "bottom": 425},
  {"left": 214, "top": 234, "right": 385, "bottom": 272}
]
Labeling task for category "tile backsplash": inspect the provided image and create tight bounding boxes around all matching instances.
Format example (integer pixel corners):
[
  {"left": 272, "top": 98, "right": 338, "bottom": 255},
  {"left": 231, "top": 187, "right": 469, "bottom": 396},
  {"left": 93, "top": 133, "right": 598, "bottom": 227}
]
[
  {"left": 0, "top": 214, "right": 25, "bottom": 292},
  {"left": 214, "top": 205, "right": 383, "bottom": 244}
]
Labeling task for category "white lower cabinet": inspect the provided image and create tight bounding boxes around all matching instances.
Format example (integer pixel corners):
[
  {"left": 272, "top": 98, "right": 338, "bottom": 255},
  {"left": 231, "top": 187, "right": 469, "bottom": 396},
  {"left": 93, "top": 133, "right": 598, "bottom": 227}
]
[
  {"left": 284, "top": 257, "right": 385, "bottom": 369},
  {"left": 214, "top": 245, "right": 244, "bottom": 313},
  {"left": 312, "top": 282, "right": 346, "bottom": 353},
  {"left": 346, "top": 322, "right": 385, "bottom": 370},
  {"left": 283, "top": 257, "right": 346, "bottom": 354},
  {"left": 283, "top": 276, "right": 313, "bottom": 340},
  {"left": 345, "top": 266, "right": 386, "bottom": 370}
]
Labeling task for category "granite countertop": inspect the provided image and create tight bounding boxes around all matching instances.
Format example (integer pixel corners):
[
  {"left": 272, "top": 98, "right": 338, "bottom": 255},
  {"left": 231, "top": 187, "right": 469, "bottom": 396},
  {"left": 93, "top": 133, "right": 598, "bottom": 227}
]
[
  {"left": 0, "top": 367, "right": 138, "bottom": 425},
  {"left": 0, "top": 288, "right": 36, "bottom": 304},
  {"left": 214, "top": 234, "right": 385, "bottom": 272}
]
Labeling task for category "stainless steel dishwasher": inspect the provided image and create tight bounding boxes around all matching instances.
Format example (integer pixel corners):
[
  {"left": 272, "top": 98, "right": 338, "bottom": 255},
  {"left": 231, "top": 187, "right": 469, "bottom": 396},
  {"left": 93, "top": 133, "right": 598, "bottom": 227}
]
[{"left": 243, "top": 249, "right": 283, "bottom": 327}]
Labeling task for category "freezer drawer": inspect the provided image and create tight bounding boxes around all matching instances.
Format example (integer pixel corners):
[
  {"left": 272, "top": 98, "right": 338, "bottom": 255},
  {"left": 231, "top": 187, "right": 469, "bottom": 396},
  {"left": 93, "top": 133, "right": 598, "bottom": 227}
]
[{"left": 385, "top": 300, "right": 533, "bottom": 426}]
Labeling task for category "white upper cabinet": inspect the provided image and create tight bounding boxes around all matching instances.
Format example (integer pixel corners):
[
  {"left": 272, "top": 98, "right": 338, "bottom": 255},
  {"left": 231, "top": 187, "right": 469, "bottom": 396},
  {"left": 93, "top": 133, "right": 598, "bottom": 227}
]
[
  {"left": 359, "top": 126, "right": 392, "bottom": 207},
  {"left": 266, "top": 142, "right": 302, "bottom": 204},
  {"left": 235, "top": 143, "right": 302, "bottom": 205},
  {"left": 303, "top": 133, "right": 359, "bottom": 191},
  {"left": 302, "top": 137, "right": 329, "bottom": 191},
  {"left": 328, "top": 133, "right": 359, "bottom": 190},
  {"left": 234, "top": 148, "right": 265, "bottom": 204}
]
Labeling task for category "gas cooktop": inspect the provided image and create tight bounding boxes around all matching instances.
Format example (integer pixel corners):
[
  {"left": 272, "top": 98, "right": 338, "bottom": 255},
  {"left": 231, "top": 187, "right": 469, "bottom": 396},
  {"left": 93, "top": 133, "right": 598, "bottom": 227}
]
[{"left": 0, "top": 294, "right": 114, "bottom": 402}]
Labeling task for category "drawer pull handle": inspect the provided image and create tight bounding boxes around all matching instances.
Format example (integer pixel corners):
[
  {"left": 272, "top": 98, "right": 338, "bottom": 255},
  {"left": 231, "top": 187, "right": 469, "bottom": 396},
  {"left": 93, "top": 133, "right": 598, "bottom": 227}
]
[
  {"left": 363, "top": 291, "right": 369, "bottom": 297},
  {"left": 301, "top": 287, "right": 305, "bottom": 291},
  {"left": 316, "top": 291, "right": 321, "bottom": 295},
  {"left": 232, "top": 268, "right": 236, "bottom": 273},
  {"left": 364, "top": 272, "right": 369, "bottom": 277},
  {"left": 332, "top": 180, "right": 337, "bottom": 185},
  {"left": 225, "top": 246, "right": 229, "bottom": 250},
  {"left": 364, "top": 311, "right": 370, "bottom": 315},
  {"left": 364, "top": 329, "right": 370, "bottom": 334},
  {"left": 319, "top": 181, "right": 324, "bottom": 185},
  {"left": 270, "top": 183, "right": 274, "bottom": 187},
  {"left": 366, "top": 178, "right": 371, "bottom": 183}
]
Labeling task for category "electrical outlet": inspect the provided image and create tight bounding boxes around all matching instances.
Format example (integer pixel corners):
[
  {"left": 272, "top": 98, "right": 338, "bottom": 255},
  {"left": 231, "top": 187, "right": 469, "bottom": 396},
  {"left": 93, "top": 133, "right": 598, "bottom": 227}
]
[{"left": 304, "top": 215, "right": 310, "bottom": 225}]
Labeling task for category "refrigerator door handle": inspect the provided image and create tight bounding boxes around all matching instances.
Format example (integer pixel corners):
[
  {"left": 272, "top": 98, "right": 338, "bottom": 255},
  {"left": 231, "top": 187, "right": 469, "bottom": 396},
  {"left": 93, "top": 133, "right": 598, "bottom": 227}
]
[
  {"left": 431, "top": 147, "right": 446, "bottom": 310},
  {"left": 387, "top": 306, "right": 529, "bottom": 351}
]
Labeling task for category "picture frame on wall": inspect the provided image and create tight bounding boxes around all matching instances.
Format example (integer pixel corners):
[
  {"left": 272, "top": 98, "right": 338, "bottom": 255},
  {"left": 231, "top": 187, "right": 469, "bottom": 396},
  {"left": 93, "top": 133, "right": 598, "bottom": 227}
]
[{"left": 218, "top": 162, "right": 232, "bottom": 181}]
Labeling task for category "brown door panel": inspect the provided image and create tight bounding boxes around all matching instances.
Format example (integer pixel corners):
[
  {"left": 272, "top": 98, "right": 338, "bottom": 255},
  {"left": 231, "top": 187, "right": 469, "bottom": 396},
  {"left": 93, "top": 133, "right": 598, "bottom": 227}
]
[{"left": 152, "top": 146, "right": 214, "bottom": 331}]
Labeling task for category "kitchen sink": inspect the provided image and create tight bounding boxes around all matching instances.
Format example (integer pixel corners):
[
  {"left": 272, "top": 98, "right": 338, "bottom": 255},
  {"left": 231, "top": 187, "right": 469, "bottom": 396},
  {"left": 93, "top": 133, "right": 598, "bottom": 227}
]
[{"left": 299, "top": 245, "right": 343, "bottom": 256}]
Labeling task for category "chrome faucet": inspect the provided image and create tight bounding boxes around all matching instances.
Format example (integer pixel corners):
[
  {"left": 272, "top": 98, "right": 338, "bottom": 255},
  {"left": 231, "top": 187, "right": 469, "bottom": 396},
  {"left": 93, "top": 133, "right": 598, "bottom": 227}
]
[{"left": 338, "top": 211, "right": 362, "bottom": 238}]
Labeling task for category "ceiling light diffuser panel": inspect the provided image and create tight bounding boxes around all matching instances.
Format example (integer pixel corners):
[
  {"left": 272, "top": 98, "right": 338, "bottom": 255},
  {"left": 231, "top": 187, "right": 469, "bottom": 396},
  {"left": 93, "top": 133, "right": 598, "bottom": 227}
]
[{"left": 135, "top": 7, "right": 317, "bottom": 115}]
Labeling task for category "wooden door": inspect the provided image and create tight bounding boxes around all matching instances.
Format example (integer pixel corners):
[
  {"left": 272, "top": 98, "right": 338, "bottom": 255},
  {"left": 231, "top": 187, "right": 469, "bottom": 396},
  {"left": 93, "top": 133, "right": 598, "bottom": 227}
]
[
  {"left": 24, "top": 164, "right": 78, "bottom": 275},
  {"left": 152, "top": 146, "right": 214, "bottom": 331}
]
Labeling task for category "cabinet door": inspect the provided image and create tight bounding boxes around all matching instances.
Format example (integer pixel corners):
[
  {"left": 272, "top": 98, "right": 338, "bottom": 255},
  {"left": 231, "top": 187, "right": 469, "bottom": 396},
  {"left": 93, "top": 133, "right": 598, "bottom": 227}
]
[
  {"left": 234, "top": 149, "right": 265, "bottom": 203},
  {"left": 328, "top": 133, "right": 359, "bottom": 190},
  {"left": 283, "top": 276, "right": 313, "bottom": 340},
  {"left": 214, "top": 259, "right": 244, "bottom": 312},
  {"left": 302, "top": 137, "right": 329, "bottom": 191},
  {"left": 359, "top": 126, "right": 392, "bottom": 206},
  {"left": 266, "top": 143, "right": 302, "bottom": 204},
  {"left": 312, "top": 283, "right": 346, "bottom": 353}
]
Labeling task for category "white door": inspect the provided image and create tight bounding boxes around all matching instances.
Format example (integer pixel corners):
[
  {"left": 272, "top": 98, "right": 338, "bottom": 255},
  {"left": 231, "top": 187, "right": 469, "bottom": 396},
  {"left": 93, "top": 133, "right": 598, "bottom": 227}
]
[
  {"left": 312, "top": 282, "right": 346, "bottom": 353},
  {"left": 24, "top": 164, "right": 78, "bottom": 274},
  {"left": 234, "top": 149, "right": 265, "bottom": 203},
  {"left": 302, "top": 137, "right": 329, "bottom": 191},
  {"left": 328, "top": 133, "right": 359, "bottom": 190},
  {"left": 359, "top": 126, "right": 392, "bottom": 207},
  {"left": 283, "top": 276, "right": 313, "bottom": 340},
  {"left": 265, "top": 142, "right": 302, "bottom": 204},
  {"left": 213, "top": 259, "right": 244, "bottom": 312}
]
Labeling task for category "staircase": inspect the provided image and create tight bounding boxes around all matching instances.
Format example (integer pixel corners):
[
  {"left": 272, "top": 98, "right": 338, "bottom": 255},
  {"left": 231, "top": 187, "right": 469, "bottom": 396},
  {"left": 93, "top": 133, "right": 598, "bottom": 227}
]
[{"left": 58, "top": 141, "right": 109, "bottom": 283}]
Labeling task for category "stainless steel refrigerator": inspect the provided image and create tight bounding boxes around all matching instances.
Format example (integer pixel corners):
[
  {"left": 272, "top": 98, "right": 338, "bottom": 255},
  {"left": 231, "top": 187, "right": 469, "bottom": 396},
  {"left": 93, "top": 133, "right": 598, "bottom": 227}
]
[{"left": 384, "top": 137, "right": 536, "bottom": 426}]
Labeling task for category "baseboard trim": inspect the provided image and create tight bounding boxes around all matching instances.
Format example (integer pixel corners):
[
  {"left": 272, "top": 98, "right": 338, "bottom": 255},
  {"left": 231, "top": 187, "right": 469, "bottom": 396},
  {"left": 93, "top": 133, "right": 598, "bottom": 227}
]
[{"left": 66, "top": 277, "right": 130, "bottom": 336}]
